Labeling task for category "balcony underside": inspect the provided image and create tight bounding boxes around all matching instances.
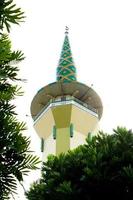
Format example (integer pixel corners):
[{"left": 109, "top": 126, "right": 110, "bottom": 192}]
[{"left": 31, "top": 81, "right": 103, "bottom": 120}]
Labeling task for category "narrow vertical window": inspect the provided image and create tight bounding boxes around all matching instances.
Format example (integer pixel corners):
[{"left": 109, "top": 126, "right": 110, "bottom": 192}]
[
  {"left": 41, "top": 138, "right": 44, "bottom": 152},
  {"left": 70, "top": 123, "right": 74, "bottom": 137},
  {"left": 53, "top": 125, "right": 56, "bottom": 139}
]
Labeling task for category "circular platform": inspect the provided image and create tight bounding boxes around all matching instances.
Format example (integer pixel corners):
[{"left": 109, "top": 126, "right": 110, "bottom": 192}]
[{"left": 31, "top": 81, "right": 103, "bottom": 120}]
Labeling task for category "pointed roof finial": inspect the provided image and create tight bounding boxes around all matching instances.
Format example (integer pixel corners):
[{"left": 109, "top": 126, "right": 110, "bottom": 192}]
[
  {"left": 65, "top": 26, "right": 69, "bottom": 34},
  {"left": 56, "top": 28, "right": 77, "bottom": 83}
]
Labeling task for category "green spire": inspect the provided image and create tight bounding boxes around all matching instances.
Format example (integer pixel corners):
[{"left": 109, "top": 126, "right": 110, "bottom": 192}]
[{"left": 56, "top": 27, "right": 77, "bottom": 82}]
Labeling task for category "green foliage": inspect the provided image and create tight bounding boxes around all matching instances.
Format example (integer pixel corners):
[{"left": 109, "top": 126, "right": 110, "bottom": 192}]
[
  {"left": 26, "top": 127, "right": 133, "bottom": 200},
  {"left": 0, "top": 34, "right": 24, "bottom": 81},
  {"left": 0, "top": 0, "right": 25, "bottom": 32},
  {"left": 0, "top": 1, "right": 40, "bottom": 199},
  {"left": 0, "top": 33, "right": 40, "bottom": 199}
]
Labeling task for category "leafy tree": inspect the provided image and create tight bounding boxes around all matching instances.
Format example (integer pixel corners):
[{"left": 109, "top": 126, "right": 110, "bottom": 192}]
[
  {"left": 0, "top": 0, "right": 24, "bottom": 32},
  {"left": 26, "top": 127, "right": 133, "bottom": 200},
  {"left": 0, "top": 1, "right": 40, "bottom": 199}
]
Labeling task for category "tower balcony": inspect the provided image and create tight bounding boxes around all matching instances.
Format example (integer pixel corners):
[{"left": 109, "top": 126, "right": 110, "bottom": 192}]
[
  {"left": 33, "top": 96, "right": 98, "bottom": 123},
  {"left": 31, "top": 81, "right": 103, "bottom": 120},
  {"left": 31, "top": 82, "right": 103, "bottom": 140}
]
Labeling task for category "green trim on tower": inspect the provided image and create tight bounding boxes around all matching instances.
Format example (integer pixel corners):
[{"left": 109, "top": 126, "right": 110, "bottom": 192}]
[
  {"left": 70, "top": 123, "right": 74, "bottom": 137},
  {"left": 53, "top": 125, "right": 56, "bottom": 139},
  {"left": 57, "top": 33, "right": 77, "bottom": 82},
  {"left": 41, "top": 138, "right": 44, "bottom": 152}
]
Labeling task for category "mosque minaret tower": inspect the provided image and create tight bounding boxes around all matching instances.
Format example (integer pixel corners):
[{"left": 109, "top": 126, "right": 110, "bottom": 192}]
[{"left": 30, "top": 27, "right": 103, "bottom": 159}]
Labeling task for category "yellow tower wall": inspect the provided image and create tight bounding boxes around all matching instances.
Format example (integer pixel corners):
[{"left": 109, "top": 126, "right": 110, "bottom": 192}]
[{"left": 33, "top": 102, "right": 99, "bottom": 158}]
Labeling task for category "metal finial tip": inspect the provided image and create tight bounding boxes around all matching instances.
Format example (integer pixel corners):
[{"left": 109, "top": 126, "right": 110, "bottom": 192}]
[{"left": 65, "top": 26, "right": 69, "bottom": 34}]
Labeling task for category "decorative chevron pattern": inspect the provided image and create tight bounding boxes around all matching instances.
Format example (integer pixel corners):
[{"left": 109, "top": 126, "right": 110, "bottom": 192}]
[{"left": 57, "top": 35, "right": 77, "bottom": 82}]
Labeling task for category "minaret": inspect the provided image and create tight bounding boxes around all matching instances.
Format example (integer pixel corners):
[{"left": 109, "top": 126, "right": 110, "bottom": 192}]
[{"left": 31, "top": 28, "right": 103, "bottom": 159}]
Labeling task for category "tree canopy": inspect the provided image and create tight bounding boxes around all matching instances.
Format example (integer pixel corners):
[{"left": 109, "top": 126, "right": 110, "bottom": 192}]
[
  {"left": 26, "top": 127, "right": 133, "bottom": 200},
  {"left": 0, "top": 1, "right": 40, "bottom": 199},
  {"left": 0, "top": 0, "right": 25, "bottom": 33}
]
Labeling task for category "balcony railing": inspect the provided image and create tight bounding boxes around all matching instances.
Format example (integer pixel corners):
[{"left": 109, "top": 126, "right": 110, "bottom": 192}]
[{"left": 33, "top": 96, "right": 98, "bottom": 122}]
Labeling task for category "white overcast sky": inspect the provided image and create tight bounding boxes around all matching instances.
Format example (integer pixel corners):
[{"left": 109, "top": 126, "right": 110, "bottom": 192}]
[{"left": 10, "top": 0, "right": 133, "bottom": 199}]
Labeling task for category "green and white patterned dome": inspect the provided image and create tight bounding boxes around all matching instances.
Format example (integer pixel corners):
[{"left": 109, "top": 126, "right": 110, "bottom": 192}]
[{"left": 57, "top": 30, "right": 77, "bottom": 82}]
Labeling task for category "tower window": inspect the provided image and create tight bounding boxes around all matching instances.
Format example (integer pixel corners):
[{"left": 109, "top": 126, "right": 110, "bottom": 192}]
[
  {"left": 41, "top": 138, "right": 44, "bottom": 152},
  {"left": 70, "top": 124, "right": 74, "bottom": 137},
  {"left": 53, "top": 125, "right": 56, "bottom": 139}
]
